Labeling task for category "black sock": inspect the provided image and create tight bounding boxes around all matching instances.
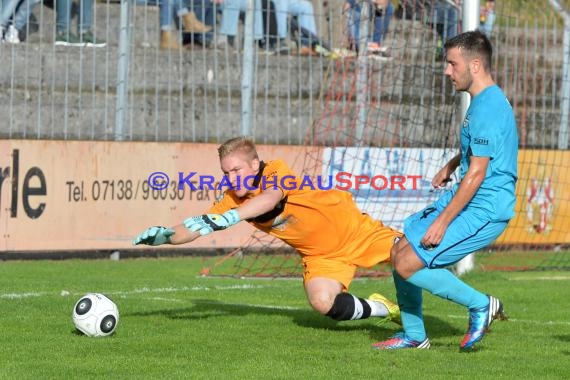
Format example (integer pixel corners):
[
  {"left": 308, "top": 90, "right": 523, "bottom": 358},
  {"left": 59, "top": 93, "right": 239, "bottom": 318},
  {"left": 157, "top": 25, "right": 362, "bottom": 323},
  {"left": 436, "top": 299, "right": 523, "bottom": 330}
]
[{"left": 325, "top": 293, "right": 372, "bottom": 321}]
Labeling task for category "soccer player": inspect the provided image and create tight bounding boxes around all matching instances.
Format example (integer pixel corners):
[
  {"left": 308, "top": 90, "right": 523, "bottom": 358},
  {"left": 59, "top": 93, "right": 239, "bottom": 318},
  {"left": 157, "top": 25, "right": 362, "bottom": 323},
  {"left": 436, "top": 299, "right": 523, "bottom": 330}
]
[
  {"left": 133, "top": 136, "right": 402, "bottom": 326},
  {"left": 373, "top": 30, "right": 517, "bottom": 350}
]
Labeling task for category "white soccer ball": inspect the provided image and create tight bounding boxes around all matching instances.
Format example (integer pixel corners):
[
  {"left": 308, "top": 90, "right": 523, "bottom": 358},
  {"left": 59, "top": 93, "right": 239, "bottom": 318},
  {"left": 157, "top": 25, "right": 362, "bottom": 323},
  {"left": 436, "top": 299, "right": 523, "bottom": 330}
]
[{"left": 72, "top": 293, "right": 119, "bottom": 337}]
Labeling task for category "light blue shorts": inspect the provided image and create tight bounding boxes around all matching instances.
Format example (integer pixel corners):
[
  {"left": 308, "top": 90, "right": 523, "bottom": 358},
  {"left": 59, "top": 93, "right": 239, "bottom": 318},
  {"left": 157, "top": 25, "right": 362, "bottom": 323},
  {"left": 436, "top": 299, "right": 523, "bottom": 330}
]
[{"left": 403, "top": 202, "right": 509, "bottom": 268}]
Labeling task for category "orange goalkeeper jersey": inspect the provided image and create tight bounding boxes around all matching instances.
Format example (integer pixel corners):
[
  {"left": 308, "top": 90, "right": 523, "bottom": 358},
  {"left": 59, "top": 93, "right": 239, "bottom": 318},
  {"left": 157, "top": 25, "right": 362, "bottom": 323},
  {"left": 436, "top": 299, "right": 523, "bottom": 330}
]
[{"left": 208, "top": 159, "right": 400, "bottom": 268}]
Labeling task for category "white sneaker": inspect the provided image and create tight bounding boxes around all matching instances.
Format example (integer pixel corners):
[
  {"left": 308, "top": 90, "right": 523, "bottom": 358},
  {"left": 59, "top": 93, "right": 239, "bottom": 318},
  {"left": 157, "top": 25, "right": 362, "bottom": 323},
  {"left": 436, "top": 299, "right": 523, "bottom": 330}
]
[{"left": 5, "top": 25, "right": 20, "bottom": 44}]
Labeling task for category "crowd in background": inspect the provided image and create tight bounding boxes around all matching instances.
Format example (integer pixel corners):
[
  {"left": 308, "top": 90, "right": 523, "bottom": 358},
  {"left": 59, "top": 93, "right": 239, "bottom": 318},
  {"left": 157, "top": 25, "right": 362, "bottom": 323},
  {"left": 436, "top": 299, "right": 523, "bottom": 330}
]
[{"left": 0, "top": 0, "right": 496, "bottom": 55}]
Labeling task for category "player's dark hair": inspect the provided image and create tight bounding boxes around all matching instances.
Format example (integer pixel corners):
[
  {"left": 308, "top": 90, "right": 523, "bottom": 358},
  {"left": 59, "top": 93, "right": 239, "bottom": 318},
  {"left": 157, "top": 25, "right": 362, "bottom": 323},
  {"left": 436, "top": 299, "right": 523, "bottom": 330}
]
[
  {"left": 444, "top": 30, "right": 493, "bottom": 71},
  {"left": 218, "top": 136, "right": 259, "bottom": 161}
]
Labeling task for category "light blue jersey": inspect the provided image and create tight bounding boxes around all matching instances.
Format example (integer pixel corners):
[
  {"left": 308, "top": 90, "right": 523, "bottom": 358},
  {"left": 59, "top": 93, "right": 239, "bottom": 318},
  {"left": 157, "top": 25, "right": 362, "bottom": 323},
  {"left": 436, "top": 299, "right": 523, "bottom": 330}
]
[
  {"left": 454, "top": 84, "right": 518, "bottom": 221},
  {"left": 404, "top": 84, "right": 518, "bottom": 267}
]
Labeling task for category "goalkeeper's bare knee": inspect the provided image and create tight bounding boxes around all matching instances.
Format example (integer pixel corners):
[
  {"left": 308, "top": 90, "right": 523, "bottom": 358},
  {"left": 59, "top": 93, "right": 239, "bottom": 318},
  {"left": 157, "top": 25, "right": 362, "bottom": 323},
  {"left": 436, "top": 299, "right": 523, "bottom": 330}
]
[{"left": 308, "top": 293, "right": 335, "bottom": 315}]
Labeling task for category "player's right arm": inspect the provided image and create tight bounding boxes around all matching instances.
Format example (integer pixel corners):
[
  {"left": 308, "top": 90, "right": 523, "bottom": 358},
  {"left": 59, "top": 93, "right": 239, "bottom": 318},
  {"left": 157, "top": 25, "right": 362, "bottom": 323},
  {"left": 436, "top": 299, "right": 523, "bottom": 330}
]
[
  {"left": 134, "top": 160, "right": 288, "bottom": 246},
  {"left": 133, "top": 188, "right": 283, "bottom": 246},
  {"left": 432, "top": 153, "right": 460, "bottom": 188},
  {"left": 133, "top": 184, "right": 242, "bottom": 247}
]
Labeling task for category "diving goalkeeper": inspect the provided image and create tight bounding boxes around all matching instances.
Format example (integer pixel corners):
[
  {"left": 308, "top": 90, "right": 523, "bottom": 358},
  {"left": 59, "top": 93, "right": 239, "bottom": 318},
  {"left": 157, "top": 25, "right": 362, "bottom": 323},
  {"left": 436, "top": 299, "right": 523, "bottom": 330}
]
[{"left": 133, "top": 136, "right": 402, "bottom": 326}]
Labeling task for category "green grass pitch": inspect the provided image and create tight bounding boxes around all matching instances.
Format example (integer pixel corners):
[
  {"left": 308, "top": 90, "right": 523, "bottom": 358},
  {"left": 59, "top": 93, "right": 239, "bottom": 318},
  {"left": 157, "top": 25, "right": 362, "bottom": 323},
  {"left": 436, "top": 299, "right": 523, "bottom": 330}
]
[{"left": 1, "top": 256, "right": 569, "bottom": 379}]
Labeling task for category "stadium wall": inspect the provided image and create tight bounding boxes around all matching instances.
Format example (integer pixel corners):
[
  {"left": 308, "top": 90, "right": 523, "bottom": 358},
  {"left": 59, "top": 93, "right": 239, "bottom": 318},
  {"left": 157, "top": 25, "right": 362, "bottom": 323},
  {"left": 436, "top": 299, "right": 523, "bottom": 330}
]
[
  {"left": 1, "top": 2, "right": 569, "bottom": 258},
  {"left": 0, "top": 139, "right": 310, "bottom": 251},
  {"left": 0, "top": 1, "right": 566, "bottom": 147},
  {"left": 1, "top": 140, "right": 569, "bottom": 253}
]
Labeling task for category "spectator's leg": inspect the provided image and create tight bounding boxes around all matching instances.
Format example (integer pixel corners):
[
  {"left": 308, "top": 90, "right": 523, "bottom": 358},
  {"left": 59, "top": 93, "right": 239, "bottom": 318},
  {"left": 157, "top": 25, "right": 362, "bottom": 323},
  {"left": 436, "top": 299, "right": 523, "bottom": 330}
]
[
  {"left": 445, "top": 6, "right": 458, "bottom": 40},
  {"left": 219, "top": 0, "right": 241, "bottom": 37},
  {"left": 273, "top": 0, "right": 288, "bottom": 39},
  {"left": 77, "top": 0, "right": 93, "bottom": 35},
  {"left": 159, "top": 0, "right": 181, "bottom": 49},
  {"left": 345, "top": 1, "right": 360, "bottom": 49},
  {"left": 287, "top": 0, "right": 316, "bottom": 36},
  {"left": 483, "top": 11, "right": 495, "bottom": 37},
  {"left": 371, "top": 2, "right": 392, "bottom": 44},
  {"left": 13, "top": 0, "right": 41, "bottom": 32},
  {"left": 180, "top": 0, "right": 211, "bottom": 33},
  {"left": 432, "top": 4, "right": 445, "bottom": 41},
  {"left": 189, "top": 0, "right": 215, "bottom": 45},
  {"left": 76, "top": 0, "right": 106, "bottom": 45},
  {"left": 159, "top": 0, "right": 175, "bottom": 29},
  {"left": 252, "top": 0, "right": 264, "bottom": 40},
  {"left": 55, "top": 0, "right": 71, "bottom": 35},
  {"left": 285, "top": 0, "right": 317, "bottom": 50},
  {"left": 218, "top": 0, "right": 262, "bottom": 42},
  {"left": 0, "top": 0, "right": 21, "bottom": 28}
]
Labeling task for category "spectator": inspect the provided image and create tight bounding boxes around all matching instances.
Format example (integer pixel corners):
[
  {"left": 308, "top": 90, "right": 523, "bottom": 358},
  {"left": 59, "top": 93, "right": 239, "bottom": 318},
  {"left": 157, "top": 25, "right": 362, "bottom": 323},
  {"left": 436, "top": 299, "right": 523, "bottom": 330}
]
[
  {"left": 215, "top": 0, "right": 265, "bottom": 50},
  {"left": 157, "top": 0, "right": 212, "bottom": 50},
  {"left": 343, "top": 0, "right": 393, "bottom": 57},
  {"left": 54, "top": 0, "right": 106, "bottom": 46},
  {"left": 273, "top": 0, "right": 323, "bottom": 56},
  {"left": 2, "top": 0, "right": 41, "bottom": 44},
  {"left": 394, "top": 0, "right": 429, "bottom": 21},
  {"left": 431, "top": 0, "right": 460, "bottom": 56},
  {"left": 432, "top": 0, "right": 459, "bottom": 41},
  {"left": 183, "top": 0, "right": 218, "bottom": 48},
  {"left": 0, "top": 0, "right": 20, "bottom": 42},
  {"left": 480, "top": 0, "right": 495, "bottom": 37}
]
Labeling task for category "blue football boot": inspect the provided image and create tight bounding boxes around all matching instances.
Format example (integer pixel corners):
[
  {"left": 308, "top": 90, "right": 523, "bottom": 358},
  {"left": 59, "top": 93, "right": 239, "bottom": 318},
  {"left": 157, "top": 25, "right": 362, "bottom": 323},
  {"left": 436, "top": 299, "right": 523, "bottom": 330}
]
[
  {"left": 460, "top": 295, "right": 508, "bottom": 351},
  {"left": 372, "top": 332, "right": 431, "bottom": 350}
]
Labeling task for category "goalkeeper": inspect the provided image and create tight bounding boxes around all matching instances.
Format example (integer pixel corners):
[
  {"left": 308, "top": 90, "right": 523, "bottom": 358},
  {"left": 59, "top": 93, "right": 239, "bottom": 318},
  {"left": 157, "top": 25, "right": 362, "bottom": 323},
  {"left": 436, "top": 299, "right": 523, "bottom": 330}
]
[{"left": 133, "top": 136, "right": 402, "bottom": 326}]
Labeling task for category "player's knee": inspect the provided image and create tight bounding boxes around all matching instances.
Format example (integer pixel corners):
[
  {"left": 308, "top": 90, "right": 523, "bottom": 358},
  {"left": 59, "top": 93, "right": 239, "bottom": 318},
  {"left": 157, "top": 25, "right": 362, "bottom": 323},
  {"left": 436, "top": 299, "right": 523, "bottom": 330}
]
[
  {"left": 393, "top": 250, "right": 412, "bottom": 276},
  {"left": 308, "top": 292, "right": 335, "bottom": 315},
  {"left": 391, "top": 253, "right": 409, "bottom": 281},
  {"left": 393, "top": 251, "right": 424, "bottom": 280},
  {"left": 391, "top": 243, "right": 407, "bottom": 271},
  {"left": 390, "top": 243, "right": 399, "bottom": 263}
]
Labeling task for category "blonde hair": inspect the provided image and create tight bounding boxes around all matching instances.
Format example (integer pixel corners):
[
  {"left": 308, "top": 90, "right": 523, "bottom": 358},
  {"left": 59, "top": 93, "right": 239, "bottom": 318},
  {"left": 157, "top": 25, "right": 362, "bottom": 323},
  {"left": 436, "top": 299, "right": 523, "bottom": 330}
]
[{"left": 217, "top": 136, "right": 259, "bottom": 161}]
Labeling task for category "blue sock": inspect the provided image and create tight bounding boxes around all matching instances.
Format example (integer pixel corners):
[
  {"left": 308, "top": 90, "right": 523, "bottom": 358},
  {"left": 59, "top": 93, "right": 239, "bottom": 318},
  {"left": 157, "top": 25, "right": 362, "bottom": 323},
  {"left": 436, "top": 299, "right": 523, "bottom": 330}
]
[
  {"left": 393, "top": 271, "right": 427, "bottom": 342},
  {"left": 407, "top": 268, "right": 489, "bottom": 310}
]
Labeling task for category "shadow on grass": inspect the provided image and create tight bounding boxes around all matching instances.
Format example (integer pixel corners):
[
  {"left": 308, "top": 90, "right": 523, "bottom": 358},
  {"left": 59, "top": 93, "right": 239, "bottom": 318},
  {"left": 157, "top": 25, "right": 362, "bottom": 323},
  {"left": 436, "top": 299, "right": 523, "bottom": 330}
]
[
  {"left": 554, "top": 335, "right": 570, "bottom": 355},
  {"left": 129, "top": 298, "right": 462, "bottom": 340},
  {"left": 554, "top": 334, "right": 570, "bottom": 343}
]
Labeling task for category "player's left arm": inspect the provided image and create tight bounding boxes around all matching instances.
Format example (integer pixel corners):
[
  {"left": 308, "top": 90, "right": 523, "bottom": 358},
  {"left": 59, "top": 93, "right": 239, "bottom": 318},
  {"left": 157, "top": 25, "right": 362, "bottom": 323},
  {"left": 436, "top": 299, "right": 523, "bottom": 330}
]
[{"left": 421, "top": 156, "right": 489, "bottom": 249}]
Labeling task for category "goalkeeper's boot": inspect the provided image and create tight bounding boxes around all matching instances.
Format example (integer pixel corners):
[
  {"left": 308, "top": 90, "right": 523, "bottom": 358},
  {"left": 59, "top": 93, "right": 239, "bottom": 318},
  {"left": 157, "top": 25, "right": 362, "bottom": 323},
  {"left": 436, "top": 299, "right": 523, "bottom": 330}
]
[
  {"left": 368, "top": 293, "right": 402, "bottom": 326},
  {"left": 372, "top": 332, "right": 430, "bottom": 350},
  {"left": 460, "top": 295, "right": 508, "bottom": 351}
]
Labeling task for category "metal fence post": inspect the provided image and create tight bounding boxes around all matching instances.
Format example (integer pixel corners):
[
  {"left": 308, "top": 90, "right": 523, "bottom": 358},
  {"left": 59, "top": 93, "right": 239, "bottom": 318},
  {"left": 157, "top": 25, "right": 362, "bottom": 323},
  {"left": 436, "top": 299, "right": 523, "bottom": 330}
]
[
  {"left": 115, "top": 0, "right": 132, "bottom": 141},
  {"left": 549, "top": 0, "right": 570, "bottom": 149},
  {"left": 241, "top": 0, "right": 255, "bottom": 137},
  {"left": 454, "top": 0, "right": 479, "bottom": 276},
  {"left": 355, "top": 0, "right": 370, "bottom": 143}
]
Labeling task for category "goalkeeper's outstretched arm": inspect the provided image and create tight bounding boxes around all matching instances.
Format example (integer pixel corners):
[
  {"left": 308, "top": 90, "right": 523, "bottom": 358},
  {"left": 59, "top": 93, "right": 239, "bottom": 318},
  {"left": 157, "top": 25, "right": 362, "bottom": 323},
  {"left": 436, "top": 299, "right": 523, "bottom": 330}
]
[{"left": 134, "top": 187, "right": 284, "bottom": 246}]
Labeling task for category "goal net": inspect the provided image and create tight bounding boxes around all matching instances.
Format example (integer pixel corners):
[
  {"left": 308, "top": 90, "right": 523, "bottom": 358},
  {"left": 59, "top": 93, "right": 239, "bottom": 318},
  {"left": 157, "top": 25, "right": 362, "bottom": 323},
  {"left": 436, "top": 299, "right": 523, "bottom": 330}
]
[{"left": 201, "top": 0, "right": 570, "bottom": 277}]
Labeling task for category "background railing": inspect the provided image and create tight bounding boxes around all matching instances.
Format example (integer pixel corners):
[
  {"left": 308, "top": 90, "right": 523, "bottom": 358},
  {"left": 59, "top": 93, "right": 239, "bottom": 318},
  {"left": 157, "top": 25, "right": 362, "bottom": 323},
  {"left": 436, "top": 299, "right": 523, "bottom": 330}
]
[{"left": 0, "top": 0, "right": 568, "bottom": 148}]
